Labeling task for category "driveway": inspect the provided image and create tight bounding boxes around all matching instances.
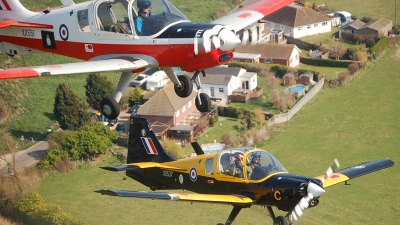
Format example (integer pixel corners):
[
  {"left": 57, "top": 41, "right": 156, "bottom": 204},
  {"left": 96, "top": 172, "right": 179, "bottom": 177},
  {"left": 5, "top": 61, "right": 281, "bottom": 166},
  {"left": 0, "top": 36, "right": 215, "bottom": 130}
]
[{"left": 0, "top": 140, "right": 48, "bottom": 174}]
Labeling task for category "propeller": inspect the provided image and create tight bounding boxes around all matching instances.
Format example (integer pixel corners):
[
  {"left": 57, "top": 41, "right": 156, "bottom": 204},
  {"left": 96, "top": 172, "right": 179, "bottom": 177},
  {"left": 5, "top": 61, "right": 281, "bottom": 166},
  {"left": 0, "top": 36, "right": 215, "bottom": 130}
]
[
  {"left": 291, "top": 159, "right": 340, "bottom": 221},
  {"left": 200, "top": 25, "right": 240, "bottom": 54}
]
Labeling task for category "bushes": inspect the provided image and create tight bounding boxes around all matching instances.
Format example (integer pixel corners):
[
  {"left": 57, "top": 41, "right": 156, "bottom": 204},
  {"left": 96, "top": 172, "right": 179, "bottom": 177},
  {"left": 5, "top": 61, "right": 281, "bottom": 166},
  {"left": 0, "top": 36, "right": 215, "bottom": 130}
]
[
  {"left": 348, "top": 63, "right": 360, "bottom": 75},
  {"left": 162, "top": 139, "right": 184, "bottom": 158},
  {"left": 17, "top": 192, "right": 84, "bottom": 225},
  {"left": 300, "top": 57, "right": 355, "bottom": 68}
]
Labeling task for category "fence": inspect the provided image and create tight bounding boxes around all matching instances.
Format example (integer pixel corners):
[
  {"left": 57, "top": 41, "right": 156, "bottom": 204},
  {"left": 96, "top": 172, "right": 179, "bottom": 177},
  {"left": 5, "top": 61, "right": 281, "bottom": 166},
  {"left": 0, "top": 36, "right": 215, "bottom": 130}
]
[{"left": 274, "top": 76, "right": 325, "bottom": 124}]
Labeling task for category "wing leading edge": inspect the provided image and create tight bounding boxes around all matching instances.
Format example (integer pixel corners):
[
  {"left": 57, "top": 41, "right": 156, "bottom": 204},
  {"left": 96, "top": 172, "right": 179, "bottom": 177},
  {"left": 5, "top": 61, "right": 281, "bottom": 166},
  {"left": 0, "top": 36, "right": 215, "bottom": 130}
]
[
  {"left": 100, "top": 162, "right": 186, "bottom": 172},
  {"left": 211, "top": 0, "right": 295, "bottom": 31},
  {"left": 316, "top": 158, "right": 394, "bottom": 188},
  {"left": 95, "top": 190, "right": 254, "bottom": 205},
  {"left": 0, "top": 58, "right": 149, "bottom": 80}
]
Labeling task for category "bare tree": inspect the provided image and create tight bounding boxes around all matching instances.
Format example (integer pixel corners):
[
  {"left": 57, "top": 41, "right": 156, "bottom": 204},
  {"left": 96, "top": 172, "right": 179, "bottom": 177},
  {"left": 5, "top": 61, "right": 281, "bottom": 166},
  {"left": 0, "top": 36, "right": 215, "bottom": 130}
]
[
  {"left": 329, "top": 42, "right": 347, "bottom": 60},
  {"left": 0, "top": 132, "right": 22, "bottom": 192}
]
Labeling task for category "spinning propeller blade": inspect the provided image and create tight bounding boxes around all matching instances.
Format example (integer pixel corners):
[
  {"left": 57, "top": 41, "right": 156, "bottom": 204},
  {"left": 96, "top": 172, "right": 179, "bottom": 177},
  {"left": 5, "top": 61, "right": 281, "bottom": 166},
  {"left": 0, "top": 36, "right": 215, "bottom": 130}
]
[{"left": 292, "top": 159, "right": 340, "bottom": 221}]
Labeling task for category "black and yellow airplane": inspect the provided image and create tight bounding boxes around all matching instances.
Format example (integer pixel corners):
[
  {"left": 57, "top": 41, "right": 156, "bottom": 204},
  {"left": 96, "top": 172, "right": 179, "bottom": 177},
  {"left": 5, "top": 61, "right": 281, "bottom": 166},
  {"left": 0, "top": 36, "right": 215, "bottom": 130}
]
[{"left": 97, "top": 117, "right": 394, "bottom": 225}]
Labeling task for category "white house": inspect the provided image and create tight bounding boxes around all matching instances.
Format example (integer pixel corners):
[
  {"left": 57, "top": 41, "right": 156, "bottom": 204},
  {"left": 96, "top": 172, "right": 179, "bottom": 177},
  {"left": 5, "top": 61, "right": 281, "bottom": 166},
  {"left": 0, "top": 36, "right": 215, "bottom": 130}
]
[
  {"left": 145, "top": 71, "right": 171, "bottom": 91},
  {"left": 263, "top": 3, "right": 331, "bottom": 39},
  {"left": 184, "top": 67, "right": 257, "bottom": 102}
]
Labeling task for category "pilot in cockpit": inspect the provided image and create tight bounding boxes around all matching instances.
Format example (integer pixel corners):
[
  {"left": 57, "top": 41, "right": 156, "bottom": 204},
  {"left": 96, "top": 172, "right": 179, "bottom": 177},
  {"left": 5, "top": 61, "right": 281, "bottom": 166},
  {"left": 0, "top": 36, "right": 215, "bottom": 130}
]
[
  {"left": 247, "top": 152, "right": 262, "bottom": 178},
  {"left": 135, "top": 0, "right": 153, "bottom": 35}
]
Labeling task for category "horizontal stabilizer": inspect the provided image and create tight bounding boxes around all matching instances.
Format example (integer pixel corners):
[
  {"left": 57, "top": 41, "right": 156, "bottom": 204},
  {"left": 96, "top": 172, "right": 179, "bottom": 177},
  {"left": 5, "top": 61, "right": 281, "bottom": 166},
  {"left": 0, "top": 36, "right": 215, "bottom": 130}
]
[{"left": 95, "top": 189, "right": 254, "bottom": 204}]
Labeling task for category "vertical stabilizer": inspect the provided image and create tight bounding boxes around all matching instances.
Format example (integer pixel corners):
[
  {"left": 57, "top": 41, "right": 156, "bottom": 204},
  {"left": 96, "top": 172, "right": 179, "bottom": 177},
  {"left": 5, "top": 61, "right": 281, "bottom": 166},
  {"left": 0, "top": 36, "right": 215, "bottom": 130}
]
[
  {"left": 0, "top": 0, "right": 35, "bottom": 19},
  {"left": 127, "top": 116, "right": 175, "bottom": 163}
]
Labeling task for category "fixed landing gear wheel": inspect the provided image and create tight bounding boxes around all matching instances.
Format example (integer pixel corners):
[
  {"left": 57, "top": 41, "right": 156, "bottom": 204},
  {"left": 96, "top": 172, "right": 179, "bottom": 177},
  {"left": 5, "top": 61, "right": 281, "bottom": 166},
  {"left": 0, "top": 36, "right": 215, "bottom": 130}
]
[
  {"left": 195, "top": 93, "right": 211, "bottom": 112},
  {"left": 174, "top": 75, "right": 193, "bottom": 98},
  {"left": 275, "top": 216, "right": 288, "bottom": 225},
  {"left": 100, "top": 97, "right": 120, "bottom": 120}
]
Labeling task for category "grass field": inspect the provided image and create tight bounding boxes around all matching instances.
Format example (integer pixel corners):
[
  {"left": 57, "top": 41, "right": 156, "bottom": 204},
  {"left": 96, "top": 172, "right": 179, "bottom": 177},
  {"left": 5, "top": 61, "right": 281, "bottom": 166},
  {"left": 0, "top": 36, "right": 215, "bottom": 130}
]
[{"left": 37, "top": 46, "right": 399, "bottom": 225}]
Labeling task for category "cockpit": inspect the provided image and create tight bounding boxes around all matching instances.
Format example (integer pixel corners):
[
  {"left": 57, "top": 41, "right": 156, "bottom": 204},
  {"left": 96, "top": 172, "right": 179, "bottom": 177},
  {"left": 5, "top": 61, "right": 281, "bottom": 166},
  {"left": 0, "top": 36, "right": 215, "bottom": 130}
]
[
  {"left": 94, "top": 0, "right": 188, "bottom": 36},
  {"left": 217, "top": 148, "right": 288, "bottom": 181}
]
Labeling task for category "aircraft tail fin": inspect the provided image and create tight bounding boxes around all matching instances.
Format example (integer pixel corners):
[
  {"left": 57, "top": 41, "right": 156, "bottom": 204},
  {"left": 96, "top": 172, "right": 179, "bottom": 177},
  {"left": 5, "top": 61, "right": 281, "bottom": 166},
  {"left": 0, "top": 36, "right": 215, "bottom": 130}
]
[
  {"left": 127, "top": 116, "right": 175, "bottom": 164},
  {"left": 0, "top": 0, "right": 34, "bottom": 19}
]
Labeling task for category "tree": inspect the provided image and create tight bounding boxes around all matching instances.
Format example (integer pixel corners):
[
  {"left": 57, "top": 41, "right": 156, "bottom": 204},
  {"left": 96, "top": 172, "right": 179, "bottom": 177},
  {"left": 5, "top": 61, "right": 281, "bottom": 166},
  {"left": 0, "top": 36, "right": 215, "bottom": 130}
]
[
  {"left": 129, "top": 86, "right": 143, "bottom": 105},
  {"left": 162, "top": 139, "right": 184, "bottom": 158},
  {"left": 63, "top": 123, "right": 117, "bottom": 160},
  {"left": 329, "top": 42, "right": 347, "bottom": 60},
  {"left": 54, "top": 82, "right": 90, "bottom": 131},
  {"left": 85, "top": 74, "right": 114, "bottom": 110}
]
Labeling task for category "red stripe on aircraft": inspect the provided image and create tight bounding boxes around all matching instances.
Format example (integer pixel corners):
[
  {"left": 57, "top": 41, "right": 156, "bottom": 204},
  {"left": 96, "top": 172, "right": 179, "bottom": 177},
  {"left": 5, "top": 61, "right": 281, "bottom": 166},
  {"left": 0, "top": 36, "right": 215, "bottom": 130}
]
[
  {"left": 147, "top": 139, "right": 158, "bottom": 155},
  {"left": 0, "top": 68, "right": 41, "bottom": 79},
  {"left": 234, "top": 0, "right": 295, "bottom": 16},
  {"left": 1, "top": 0, "right": 11, "bottom": 11}
]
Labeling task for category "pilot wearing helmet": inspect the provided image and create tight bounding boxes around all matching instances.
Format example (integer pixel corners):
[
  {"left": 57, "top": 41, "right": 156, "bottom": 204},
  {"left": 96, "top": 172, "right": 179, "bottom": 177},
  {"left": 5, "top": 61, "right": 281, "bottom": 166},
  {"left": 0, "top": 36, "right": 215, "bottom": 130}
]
[
  {"left": 135, "top": 0, "right": 153, "bottom": 35},
  {"left": 247, "top": 152, "right": 262, "bottom": 178}
]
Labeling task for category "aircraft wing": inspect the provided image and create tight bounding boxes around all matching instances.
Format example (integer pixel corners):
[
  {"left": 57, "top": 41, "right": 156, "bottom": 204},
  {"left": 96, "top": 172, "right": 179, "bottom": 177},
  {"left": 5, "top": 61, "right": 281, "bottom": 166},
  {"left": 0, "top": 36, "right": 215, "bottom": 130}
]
[
  {"left": 0, "top": 58, "right": 149, "bottom": 80},
  {"left": 100, "top": 162, "right": 187, "bottom": 172},
  {"left": 315, "top": 158, "right": 394, "bottom": 188},
  {"left": 211, "top": 0, "right": 295, "bottom": 31},
  {"left": 0, "top": 20, "right": 53, "bottom": 29},
  {"left": 95, "top": 190, "right": 254, "bottom": 205}
]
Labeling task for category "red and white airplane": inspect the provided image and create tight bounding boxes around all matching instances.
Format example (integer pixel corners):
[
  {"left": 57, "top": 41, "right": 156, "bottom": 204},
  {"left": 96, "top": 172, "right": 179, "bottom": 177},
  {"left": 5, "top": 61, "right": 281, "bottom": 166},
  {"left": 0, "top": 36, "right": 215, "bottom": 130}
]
[{"left": 0, "top": 0, "right": 294, "bottom": 119}]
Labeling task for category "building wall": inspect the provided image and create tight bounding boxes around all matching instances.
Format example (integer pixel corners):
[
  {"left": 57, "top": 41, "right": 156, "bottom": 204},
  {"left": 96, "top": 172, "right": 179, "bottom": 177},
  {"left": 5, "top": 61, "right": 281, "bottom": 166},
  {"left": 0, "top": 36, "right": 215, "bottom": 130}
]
[
  {"left": 202, "top": 83, "right": 230, "bottom": 100},
  {"left": 292, "top": 21, "right": 332, "bottom": 38},
  {"left": 288, "top": 48, "right": 300, "bottom": 67}
]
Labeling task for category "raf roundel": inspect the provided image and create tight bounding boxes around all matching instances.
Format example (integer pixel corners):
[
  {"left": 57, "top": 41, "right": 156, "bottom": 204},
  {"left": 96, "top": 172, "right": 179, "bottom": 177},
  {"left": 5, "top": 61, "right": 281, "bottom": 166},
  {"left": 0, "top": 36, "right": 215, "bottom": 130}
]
[
  {"left": 59, "top": 24, "right": 69, "bottom": 41},
  {"left": 189, "top": 167, "right": 197, "bottom": 182}
]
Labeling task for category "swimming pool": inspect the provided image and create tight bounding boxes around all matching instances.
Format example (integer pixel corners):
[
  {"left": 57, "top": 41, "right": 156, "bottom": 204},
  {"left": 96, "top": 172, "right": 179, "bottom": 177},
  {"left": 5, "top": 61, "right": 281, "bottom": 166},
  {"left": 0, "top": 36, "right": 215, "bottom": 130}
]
[
  {"left": 202, "top": 144, "right": 225, "bottom": 154},
  {"left": 285, "top": 84, "right": 306, "bottom": 93}
]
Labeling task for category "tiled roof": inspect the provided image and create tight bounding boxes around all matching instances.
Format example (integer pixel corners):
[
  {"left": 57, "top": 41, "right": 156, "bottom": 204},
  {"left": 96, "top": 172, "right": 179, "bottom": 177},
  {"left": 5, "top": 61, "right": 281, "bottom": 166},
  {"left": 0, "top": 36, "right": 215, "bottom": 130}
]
[
  {"left": 235, "top": 43, "right": 298, "bottom": 59},
  {"left": 264, "top": 4, "right": 331, "bottom": 27},
  {"left": 137, "top": 82, "right": 196, "bottom": 117}
]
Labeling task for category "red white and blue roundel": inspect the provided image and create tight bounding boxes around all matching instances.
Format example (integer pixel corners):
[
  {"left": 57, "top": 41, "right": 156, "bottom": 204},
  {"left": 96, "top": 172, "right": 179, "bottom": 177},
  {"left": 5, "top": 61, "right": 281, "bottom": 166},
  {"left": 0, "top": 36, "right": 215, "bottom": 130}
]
[
  {"left": 189, "top": 167, "right": 197, "bottom": 182},
  {"left": 59, "top": 24, "right": 69, "bottom": 41}
]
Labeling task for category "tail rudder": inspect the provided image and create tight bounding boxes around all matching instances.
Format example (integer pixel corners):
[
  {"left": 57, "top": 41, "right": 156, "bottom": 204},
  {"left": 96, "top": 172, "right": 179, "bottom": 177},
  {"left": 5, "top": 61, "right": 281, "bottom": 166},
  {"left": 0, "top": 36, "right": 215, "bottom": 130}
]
[
  {"left": 127, "top": 116, "right": 174, "bottom": 164},
  {"left": 0, "top": 0, "right": 34, "bottom": 19}
]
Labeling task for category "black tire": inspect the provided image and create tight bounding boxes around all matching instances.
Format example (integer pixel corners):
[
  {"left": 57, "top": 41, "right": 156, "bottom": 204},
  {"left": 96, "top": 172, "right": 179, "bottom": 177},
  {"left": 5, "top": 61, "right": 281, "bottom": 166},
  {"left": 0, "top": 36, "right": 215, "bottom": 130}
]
[
  {"left": 174, "top": 75, "right": 193, "bottom": 98},
  {"left": 275, "top": 216, "right": 288, "bottom": 225},
  {"left": 100, "top": 97, "right": 120, "bottom": 120},
  {"left": 195, "top": 93, "right": 211, "bottom": 112}
]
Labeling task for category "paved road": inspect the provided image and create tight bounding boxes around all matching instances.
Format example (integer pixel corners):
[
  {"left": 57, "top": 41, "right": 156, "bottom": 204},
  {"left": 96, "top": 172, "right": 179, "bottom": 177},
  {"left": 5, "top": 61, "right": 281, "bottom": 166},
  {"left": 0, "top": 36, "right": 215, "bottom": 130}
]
[
  {"left": 0, "top": 140, "right": 48, "bottom": 174},
  {"left": 0, "top": 111, "right": 131, "bottom": 175}
]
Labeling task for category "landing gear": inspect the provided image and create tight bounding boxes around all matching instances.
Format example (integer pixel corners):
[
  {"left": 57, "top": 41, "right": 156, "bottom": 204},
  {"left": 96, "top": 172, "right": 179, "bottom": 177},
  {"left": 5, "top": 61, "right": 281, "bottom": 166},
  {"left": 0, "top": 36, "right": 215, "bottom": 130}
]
[
  {"left": 100, "top": 97, "right": 120, "bottom": 120},
  {"left": 195, "top": 93, "right": 210, "bottom": 112},
  {"left": 276, "top": 216, "right": 288, "bottom": 225},
  {"left": 174, "top": 75, "right": 193, "bottom": 98},
  {"left": 267, "top": 206, "right": 289, "bottom": 225},
  {"left": 167, "top": 68, "right": 211, "bottom": 112}
]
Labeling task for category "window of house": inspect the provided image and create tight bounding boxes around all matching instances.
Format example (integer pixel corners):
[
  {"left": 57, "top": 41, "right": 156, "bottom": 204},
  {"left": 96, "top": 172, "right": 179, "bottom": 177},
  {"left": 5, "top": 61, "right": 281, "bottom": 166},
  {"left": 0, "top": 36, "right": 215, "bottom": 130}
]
[
  {"left": 265, "top": 59, "right": 271, "bottom": 63},
  {"left": 176, "top": 109, "right": 179, "bottom": 117},
  {"left": 314, "top": 24, "right": 318, "bottom": 27},
  {"left": 298, "top": 27, "right": 302, "bottom": 31},
  {"left": 322, "top": 22, "right": 327, "bottom": 26},
  {"left": 307, "top": 25, "right": 311, "bottom": 29},
  {"left": 188, "top": 99, "right": 192, "bottom": 108},
  {"left": 219, "top": 88, "right": 224, "bottom": 93},
  {"left": 182, "top": 105, "right": 186, "bottom": 112},
  {"left": 246, "top": 60, "right": 250, "bottom": 63}
]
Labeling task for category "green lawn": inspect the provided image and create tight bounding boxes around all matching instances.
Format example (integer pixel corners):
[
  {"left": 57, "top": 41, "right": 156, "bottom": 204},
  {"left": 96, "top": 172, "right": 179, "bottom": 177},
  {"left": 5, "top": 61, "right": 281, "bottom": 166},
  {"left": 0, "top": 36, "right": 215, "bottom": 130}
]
[{"left": 38, "top": 46, "right": 400, "bottom": 225}]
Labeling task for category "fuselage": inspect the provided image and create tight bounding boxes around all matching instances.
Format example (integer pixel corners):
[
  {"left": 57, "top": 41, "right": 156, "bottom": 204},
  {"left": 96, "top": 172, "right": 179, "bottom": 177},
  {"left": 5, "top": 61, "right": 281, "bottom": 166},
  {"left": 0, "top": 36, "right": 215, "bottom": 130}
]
[
  {"left": 0, "top": 0, "right": 237, "bottom": 71},
  {"left": 127, "top": 148, "right": 323, "bottom": 212}
]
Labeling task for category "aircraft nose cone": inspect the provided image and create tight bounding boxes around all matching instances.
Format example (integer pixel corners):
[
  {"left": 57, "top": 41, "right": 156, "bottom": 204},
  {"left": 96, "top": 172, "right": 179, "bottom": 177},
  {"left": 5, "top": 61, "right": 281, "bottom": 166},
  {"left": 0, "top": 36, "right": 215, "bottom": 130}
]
[
  {"left": 307, "top": 182, "right": 325, "bottom": 197},
  {"left": 218, "top": 29, "right": 241, "bottom": 52}
]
